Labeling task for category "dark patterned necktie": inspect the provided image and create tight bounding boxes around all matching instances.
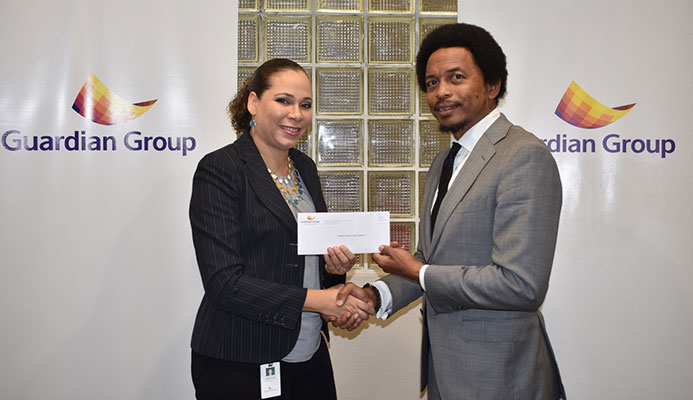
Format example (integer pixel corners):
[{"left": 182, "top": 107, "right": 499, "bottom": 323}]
[{"left": 430, "top": 143, "right": 462, "bottom": 234}]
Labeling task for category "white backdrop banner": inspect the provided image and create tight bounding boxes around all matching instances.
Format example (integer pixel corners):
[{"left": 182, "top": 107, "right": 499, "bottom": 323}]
[
  {"left": 2, "top": 0, "right": 693, "bottom": 399},
  {"left": 1, "top": 1, "right": 237, "bottom": 399},
  {"left": 460, "top": 0, "right": 693, "bottom": 398}
]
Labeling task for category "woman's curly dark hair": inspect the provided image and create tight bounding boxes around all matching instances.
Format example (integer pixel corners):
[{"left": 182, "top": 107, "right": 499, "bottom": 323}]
[
  {"left": 415, "top": 23, "right": 507, "bottom": 105},
  {"left": 228, "top": 58, "right": 308, "bottom": 134}
]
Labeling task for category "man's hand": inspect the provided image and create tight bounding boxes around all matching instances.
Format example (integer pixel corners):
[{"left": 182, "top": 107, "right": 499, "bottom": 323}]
[
  {"left": 329, "top": 283, "right": 377, "bottom": 331},
  {"left": 371, "top": 241, "right": 424, "bottom": 282},
  {"left": 306, "top": 284, "right": 373, "bottom": 325}
]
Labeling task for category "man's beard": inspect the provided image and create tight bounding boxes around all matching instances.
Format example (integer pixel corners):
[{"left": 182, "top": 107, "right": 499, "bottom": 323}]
[{"left": 439, "top": 119, "right": 470, "bottom": 134}]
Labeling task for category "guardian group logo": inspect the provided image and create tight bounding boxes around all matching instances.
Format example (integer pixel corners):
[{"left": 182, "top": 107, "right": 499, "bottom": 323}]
[
  {"left": 545, "top": 81, "right": 675, "bottom": 158},
  {"left": 72, "top": 73, "right": 157, "bottom": 126},
  {"left": 555, "top": 81, "right": 635, "bottom": 129},
  {"left": 2, "top": 73, "right": 196, "bottom": 156}
]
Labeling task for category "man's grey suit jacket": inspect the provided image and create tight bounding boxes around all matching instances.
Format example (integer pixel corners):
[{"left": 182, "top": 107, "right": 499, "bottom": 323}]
[{"left": 382, "top": 114, "right": 565, "bottom": 399}]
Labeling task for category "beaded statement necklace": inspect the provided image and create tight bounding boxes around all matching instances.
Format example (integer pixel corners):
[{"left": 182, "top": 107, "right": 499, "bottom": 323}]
[{"left": 268, "top": 157, "right": 304, "bottom": 206}]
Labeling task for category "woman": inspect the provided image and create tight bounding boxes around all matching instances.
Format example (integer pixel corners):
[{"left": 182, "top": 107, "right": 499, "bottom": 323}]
[{"left": 189, "top": 58, "right": 370, "bottom": 399}]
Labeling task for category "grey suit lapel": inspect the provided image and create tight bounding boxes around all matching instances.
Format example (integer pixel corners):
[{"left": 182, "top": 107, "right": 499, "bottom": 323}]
[
  {"left": 420, "top": 150, "right": 446, "bottom": 258},
  {"left": 429, "top": 114, "right": 512, "bottom": 248}
]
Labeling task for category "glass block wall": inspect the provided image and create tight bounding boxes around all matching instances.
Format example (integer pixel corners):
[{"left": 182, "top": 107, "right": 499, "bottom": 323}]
[{"left": 238, "top": 0, "right": 457, "bottom": 270}]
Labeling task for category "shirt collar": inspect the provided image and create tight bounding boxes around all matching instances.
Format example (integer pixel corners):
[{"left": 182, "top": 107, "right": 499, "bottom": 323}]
[{"left": 452, "top": 107, "right": 500, "bottom": 151}]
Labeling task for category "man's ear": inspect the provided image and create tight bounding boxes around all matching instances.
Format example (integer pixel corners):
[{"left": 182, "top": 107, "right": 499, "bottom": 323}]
[{"left": 486, "top": 80, "right": 501, "bottom": 101}]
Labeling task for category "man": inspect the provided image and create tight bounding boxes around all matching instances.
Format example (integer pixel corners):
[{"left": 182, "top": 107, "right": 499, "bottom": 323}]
[{"left": 337, "top": 23, "right": 566, "bottom": 399}]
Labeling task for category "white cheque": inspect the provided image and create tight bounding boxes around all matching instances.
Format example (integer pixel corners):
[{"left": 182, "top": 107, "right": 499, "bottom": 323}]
[{"left": 297, "top": 212, "right": 390, "bottom": 255}]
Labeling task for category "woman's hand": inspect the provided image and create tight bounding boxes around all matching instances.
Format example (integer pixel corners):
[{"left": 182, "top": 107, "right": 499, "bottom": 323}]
[
  {"left": 304, "top": 284, "right": 374, "bottom": 326},
  {"left": 324, "top": 245, "right": 357, "bottom": 275}
]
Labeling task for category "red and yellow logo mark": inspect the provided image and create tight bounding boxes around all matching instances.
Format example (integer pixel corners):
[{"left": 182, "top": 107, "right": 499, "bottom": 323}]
[
  {"left": 555, "top": 81, "right": 635, "bottom": 129},
  {"left": 72, "top": 73, "right": 157, "bottom": 125}
]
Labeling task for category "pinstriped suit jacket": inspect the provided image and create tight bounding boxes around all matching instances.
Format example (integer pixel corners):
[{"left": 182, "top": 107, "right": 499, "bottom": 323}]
[
  {"left": 189, "top": 131, "right": 343, "bottom": 363},
  {"left": 382, "top": 114, "right": 566, "bottom": 399}
]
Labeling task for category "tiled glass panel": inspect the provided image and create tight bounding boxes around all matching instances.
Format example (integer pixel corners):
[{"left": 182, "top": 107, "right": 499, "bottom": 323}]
[
  {"left": 237, "top": 67, "right": 255, "bottom": 90},
  {"left": 368, "top": 0, "right": 412, "bottom": 13},
  {"left": 368, "top": 68, "right": 413, "bottom": 115},
  {"left": 239, "top": 0, "right": 258, "bottom": 10},
  {"left": 295, "top": 129, "right": 311, "bottom": 156},
  {"left": 368, "top": 171, "right": 414, "bottom": 217},
  {"left": 316, "top": 68, "right": 363, "bottom": 115},
  {"left": 390, "top": 222, "right": 415, "bottom": 253},
  {"left": 419, "top": 170, "right": 427, "bottom": 215},
  {"left": 368, "top": 17, "right": 414, "bottom": 64},
  {"left": 264, "top": 0, "right": 311, "bottom": 11},
  {"left": 419, "top": 120, "right": 449, "bottom": 167},
  {"left": 237, "top": 3, "right": 441, "bottom": 273},
  {"left": 319, "top": 171, "right": 363, "bottom": 212},
  {"left": 317, "top": 16, "right": 362, "bottom": 63},
  {"left": 419, "top": 89, "right": 432, "bottom": 115},
  {"left": 317, "top": 120, "right": 362, "bottom": 165},
  {"left": 238, "top": 15, "right": 259, "bottom": 62},
  {"left": 368, "top": 120, "right": 413, "bottom": 166},
  {"left": 351, "top": 254, "right": 365, "bottom": 269},
  {"left": 317, "top": 0, "right": 362, "bottom": 12},
  {"left": 419, "top": 17, "right": 457, "bottom": 45},
  {"left": 420, "top": 0, "right": 457, "bottom": 14},
  {"left": 265, "top": 17, "right": 311, "bottom": 62}
]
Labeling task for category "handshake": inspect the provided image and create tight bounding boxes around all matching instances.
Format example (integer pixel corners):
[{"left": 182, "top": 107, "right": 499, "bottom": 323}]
[
  {"left": 316, "top": 241, "right": 424, "bottom": 330},
  {"left": 320, "top": 283, "right": 378, "bottom": 331}
]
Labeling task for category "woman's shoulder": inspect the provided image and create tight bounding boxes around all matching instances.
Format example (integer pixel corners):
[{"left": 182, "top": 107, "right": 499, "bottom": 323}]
[
  {"left": 192, "top": 142, "right": 246, "bottom": 187},
  {"left": 199, "top": 140, "right": 243, "bottom": 167}
]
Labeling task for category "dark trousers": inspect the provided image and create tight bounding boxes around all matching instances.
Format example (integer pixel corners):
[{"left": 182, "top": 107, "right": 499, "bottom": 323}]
[{"left": 192, "top": 337, "right": 337, "bottom": 400}]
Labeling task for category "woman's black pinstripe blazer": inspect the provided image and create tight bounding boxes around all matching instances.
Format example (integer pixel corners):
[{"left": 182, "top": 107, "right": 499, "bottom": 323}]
[{"left": 189, "top": 131, "right": 344, "bottom": 363}]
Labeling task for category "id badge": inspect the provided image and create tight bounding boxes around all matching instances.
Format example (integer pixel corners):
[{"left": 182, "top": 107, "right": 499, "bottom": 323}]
[{"left": 260, "top": 362, "right": 281, "bottom": 399}]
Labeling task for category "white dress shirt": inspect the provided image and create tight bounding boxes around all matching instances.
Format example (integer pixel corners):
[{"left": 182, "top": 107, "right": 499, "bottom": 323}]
[{"left": 374, "top": 108, "right": 501, "bottom": 319}]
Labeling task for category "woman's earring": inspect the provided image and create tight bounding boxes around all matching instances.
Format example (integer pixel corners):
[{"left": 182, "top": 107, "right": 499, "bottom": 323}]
[{"left": 250, "top": 120, "right": 256, "bottom": 127}]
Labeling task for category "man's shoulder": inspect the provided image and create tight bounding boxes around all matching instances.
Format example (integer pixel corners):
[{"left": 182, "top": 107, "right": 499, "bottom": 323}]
[
  {"left": 490, "top": 121, "right": 557, "bottom": 170},
  {"left": 485, "top": 113, "right": 541, "bottom": 146},
  {"left": 504, "top": 120, "right": 539, "bottom": 140},
  {"left": 499, "top": 121, "right": 549, "bottom": 152}
]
